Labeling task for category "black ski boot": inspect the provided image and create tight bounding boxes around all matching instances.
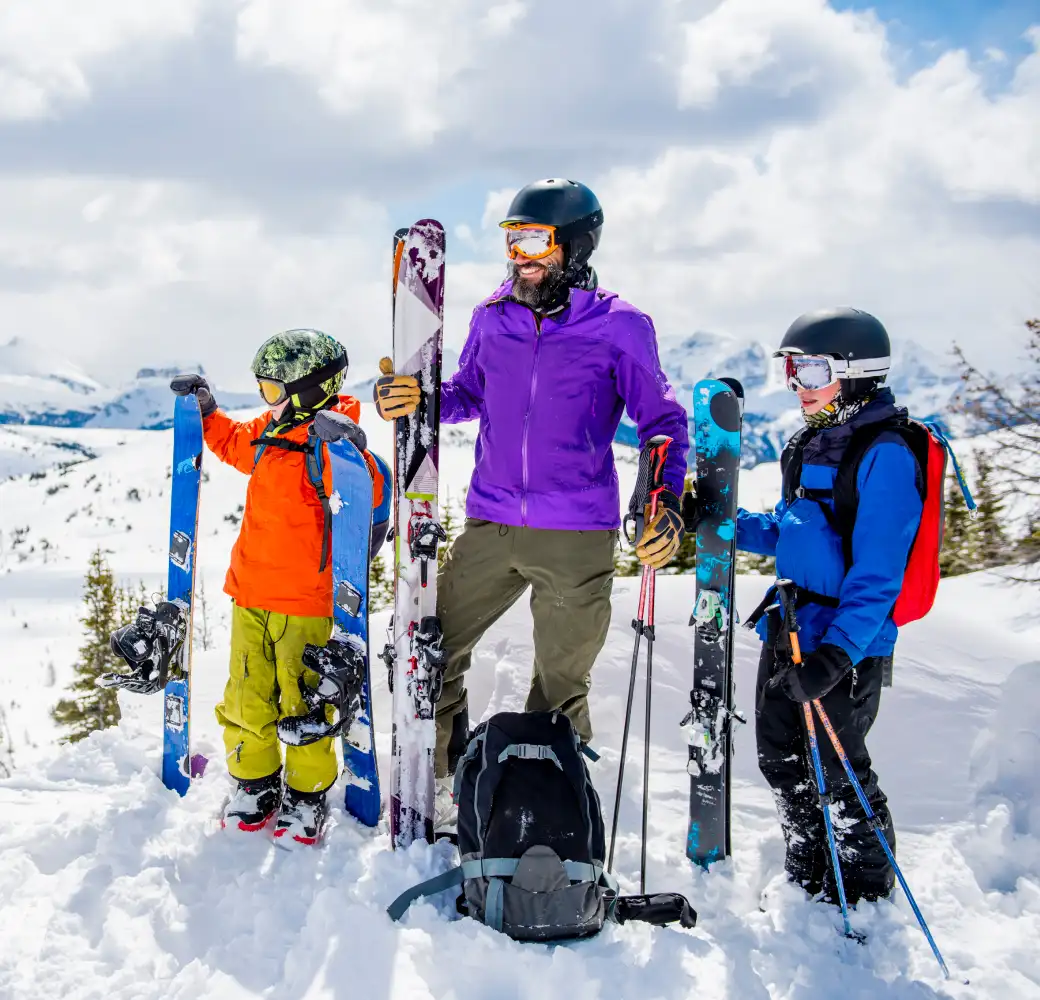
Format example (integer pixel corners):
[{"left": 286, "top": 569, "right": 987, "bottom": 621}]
[
  {"left": 98, "top": 600, "right": 188, "bottom": 695},
  {"left": 274, "top": 785, "right": 330, "bottom": 847},
  {"left": 222, "top": 771, "right": 282, "bottom": 832}
]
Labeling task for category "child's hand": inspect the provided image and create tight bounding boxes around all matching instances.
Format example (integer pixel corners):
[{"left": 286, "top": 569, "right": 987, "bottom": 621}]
[
  {"left": 313, "top": 410, "right": 367, "bottom": 452},
  {"left": 170, "top": 373, "right": 217, "bottom": 417}
]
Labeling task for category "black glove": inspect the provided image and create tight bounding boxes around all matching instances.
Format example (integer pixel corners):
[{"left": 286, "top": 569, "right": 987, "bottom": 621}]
[
  {"left": 681, "top": 488, "right": 706, "bottom": 533},
  {"left": 773, "top": 643, "right": 853, "bottom": 703},
  {"left": 313, "top": 410, "right": 367, "bottom": 452},
  {"left": 170, "top": 373, "right": 217, "bottom": 418}
]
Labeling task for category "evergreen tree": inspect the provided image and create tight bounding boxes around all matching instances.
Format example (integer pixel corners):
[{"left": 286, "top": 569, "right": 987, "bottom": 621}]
[
  {"left": 370, "top": 552, "right": 394, "bottom": 611},
  {"left": 939, "top": 472, "right": 977, "bottom": 577},
  {"left": 51, "top": 549, "right": 124, "bottom": 742},
  {"left": 972, "top": 450, "right": 1008, "bottom": 566}
]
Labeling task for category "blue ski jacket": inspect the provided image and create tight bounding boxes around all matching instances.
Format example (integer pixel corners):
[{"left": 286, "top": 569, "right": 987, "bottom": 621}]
[{"left": 737, "top": 390, "right": 923, "bottom": 665}]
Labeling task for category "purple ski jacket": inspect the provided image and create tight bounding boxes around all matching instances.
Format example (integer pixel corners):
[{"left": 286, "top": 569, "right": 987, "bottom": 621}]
[{"left": 441, "top": 281, "right": 689, "bottom": 531}]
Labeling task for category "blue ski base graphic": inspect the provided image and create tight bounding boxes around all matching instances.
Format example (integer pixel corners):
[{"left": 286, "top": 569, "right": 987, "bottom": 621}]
[{"left": 162, "top": 394, "right": 203, "bottom": 796}]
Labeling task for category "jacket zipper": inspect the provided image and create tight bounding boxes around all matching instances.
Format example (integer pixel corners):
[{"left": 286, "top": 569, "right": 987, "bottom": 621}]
[{"left": 521, "top": 312, "right": 543, "bottom": 526}]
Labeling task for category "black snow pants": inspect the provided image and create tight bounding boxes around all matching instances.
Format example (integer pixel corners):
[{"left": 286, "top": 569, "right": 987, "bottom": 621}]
[{"left": 755, "top": 625, "right": 896, "bottom": 905}]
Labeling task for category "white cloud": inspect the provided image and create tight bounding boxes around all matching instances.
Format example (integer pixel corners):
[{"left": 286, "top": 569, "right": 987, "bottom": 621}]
[
  {"left": 0, "top": 0, "right": 1036, "bottom": 383},
  {"left": 0, "top": 0, "right": 203, "bottom": 120},
  {"left": 234, "top": 0, "right": 518, "bottom": 144}
]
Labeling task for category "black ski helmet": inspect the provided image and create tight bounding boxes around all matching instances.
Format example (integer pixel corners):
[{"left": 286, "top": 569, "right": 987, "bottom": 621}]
[
  {"left": 501, "top": 178, "right": 603, "bottom": 278},
  {"left": 775, "top": 307, "right": 891, "bottom": 399}
]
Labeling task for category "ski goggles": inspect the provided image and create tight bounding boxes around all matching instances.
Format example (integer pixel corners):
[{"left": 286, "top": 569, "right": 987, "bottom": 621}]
[
  {"left": 257, "top": 378, "right": 289, "bottom": 406},
  {"left": 501, "top": 222, "right": 559, "bottom": 261},
  {"left": 781, "top": 352, "right": 891, "bottom": 392},
  {"left": 783, "top": 355, "right": 840, "bottom": 392}
]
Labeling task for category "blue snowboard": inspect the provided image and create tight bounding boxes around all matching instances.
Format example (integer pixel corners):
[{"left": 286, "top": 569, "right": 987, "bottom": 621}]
[
  {"left": 685, "top": 378, "right": 744, "bottom": 865},
  {"left": 162, "top": 394, "right": 204, "bottom": 795},
  {"left": 327, "top": 439, "right": 390, "bottom": 828}
]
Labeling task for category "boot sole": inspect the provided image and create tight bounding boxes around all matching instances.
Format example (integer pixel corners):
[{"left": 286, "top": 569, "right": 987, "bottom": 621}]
[{"left": 221, "top": 809, "right": 277, "bottom": 833}]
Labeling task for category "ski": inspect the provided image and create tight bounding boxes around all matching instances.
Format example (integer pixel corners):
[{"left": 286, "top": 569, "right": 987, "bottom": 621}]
[
  {"left": 162, "top": 393, "right": 205, "bottom": 795},
  {"left": 684, "top": 377, "right": 744, "bottom": 865},
  {"left": 382, "top": 220, "right": 447, "bottom": 849}
]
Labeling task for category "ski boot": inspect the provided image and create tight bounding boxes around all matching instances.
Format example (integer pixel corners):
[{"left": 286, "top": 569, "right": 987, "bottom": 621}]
[
  {"left": 98, "top": 600, "right": 189, "bottom": 695},
  {"left": 222, "top": 771, "right": 282, "bottom": 832},
  {"left": 274, "top": 786, "right": 330, "bottom": 847}
]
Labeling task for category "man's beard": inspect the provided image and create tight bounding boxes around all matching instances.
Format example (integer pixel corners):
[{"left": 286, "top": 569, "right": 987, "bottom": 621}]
[{"left": 508, "top": 259, "right": 568, "bottom": 311}]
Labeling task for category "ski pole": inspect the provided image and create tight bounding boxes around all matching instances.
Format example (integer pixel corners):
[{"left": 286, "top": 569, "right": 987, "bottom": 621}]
[
  {"left": 609, "top": 435, "right": 672, "bottom": 883},
  {"left": 640, "top": 481, "right": 661, "bottom": 894},
  {"left": 773, "top": 581, "right": 855, "bottom": 940},
  {"left": 811, "top": 698, "right": 951, "bottom": 980}
]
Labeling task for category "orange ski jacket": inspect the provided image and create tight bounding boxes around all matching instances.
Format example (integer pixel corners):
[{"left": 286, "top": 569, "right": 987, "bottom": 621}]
[{"left": 203, "top": 396, "right": 385, "bottom": 618}]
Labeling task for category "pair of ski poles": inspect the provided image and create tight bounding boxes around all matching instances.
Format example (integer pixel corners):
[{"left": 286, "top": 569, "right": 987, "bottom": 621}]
[
  {"left": 772, "top": 579, "right": 952, "bottom": 981},
  {"left": 608, "top": 435, "right": 673, "bottom": 894}
]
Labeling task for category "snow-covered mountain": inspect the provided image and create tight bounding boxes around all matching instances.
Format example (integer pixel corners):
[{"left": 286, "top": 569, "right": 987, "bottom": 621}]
[
  {"left": 0, "top": 418, "right": 1038, "bottom": 998},
  {"left": 3, "top": 330, "right": 967, "bottom": 466},
  {"left": 0, "top": 338, "right": 258, "bottom": 430},
  {"left": 616, "top": 331, "right": 965, "bottom": 466}
]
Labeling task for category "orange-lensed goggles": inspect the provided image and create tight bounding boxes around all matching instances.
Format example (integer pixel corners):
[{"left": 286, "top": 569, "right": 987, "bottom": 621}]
[
  {"left": 501, "top": 222, "right": 559, "bottom": 261},
  {"left": 257, "top": 378, "right": 289, "bottom": 405}
]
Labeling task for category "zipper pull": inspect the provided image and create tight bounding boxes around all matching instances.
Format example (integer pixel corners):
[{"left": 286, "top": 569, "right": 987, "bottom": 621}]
[{"left": 850, "top": 667, "right": 859, "bottom": 695}]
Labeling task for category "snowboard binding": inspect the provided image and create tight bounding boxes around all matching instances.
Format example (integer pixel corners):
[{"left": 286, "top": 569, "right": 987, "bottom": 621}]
[
  {"left": 98, "top": 600, "right": 189, "bottom": 695},
  {"left": 277, "top": 635, "right": 365, "bottom": 747}
]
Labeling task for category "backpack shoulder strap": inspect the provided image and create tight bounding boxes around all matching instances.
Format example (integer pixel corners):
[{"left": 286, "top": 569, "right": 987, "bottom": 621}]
[
  {"left": 831, "top": 415, "right": 926, "bottom": 568},
  {"left": 781, "top": 426, "right": 815, "bottom": 508},
  {"left": 249, "top": 420, "right": 332, "bottom": 572}
]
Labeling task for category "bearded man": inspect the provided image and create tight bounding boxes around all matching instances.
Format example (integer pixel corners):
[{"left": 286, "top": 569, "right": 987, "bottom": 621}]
[{"left": 374, "top": 179, "right": 689, "bottom": 829}]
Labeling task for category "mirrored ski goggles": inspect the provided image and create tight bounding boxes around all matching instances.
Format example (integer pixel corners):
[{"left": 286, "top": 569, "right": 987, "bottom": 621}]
[
  {"left": 501, "top": 222, "right": 559, "bottom": 261},
  {"left": 257, "top": 378, "right": 289, "bottom": 406},
  {"left": 783, "top": 354, "right": 841, "bottom": 392}
]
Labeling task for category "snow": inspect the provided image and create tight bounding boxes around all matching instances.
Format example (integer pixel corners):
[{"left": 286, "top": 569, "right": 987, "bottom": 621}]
[{"left": 1, "top": 417, "right": 1040, "bottom": 998}]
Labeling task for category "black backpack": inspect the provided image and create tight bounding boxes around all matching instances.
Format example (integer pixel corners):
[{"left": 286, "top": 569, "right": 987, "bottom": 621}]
[
  {"left": 387, "top": 711, "right": 697, "bottom": 939},
  {"left": 388, "top": 711, "right": 616, "bottom": 940}
]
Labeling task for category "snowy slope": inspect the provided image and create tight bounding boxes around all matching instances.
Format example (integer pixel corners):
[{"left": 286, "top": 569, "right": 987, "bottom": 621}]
[{"left": 1, "top": 416, "right": 1039, "bottom": 998}]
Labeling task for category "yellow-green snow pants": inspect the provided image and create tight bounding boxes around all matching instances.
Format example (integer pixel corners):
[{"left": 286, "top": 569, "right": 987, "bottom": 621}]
[{"left": 215, "top": 603, "right": 335, "bottom": 793}]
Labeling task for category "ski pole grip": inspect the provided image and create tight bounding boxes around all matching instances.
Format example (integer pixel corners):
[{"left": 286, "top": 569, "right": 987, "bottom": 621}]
[
  {"left": 626, "top": 435, "right": 673, "bottom": 543},
  {"left": 379, "top": 357, "right": 394, "bottom": 376}
]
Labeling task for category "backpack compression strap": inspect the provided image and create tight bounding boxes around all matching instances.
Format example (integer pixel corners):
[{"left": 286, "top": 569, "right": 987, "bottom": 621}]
[
  {"left": 250, "top": 423, "right": 332, "bottom": 572},
  {"left": 385, "top": 858, "right": 615, "bottom": 923}
]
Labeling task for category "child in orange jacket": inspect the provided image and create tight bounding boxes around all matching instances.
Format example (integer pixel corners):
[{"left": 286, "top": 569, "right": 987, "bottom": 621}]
[{"left": 173, "top": 329, "right": 385, "bottom": 846}]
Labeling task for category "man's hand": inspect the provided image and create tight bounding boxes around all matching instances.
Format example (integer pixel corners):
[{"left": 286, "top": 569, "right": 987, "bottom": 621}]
[
  {"left": 635, "top": 490, "right": 684, "bottom": 570},
  {"left": 313, "top": 410, "right": 367, "bottom": 452},
  {"left": 772, "top": 643, "right": 853, "bottom": 703},
  {"left": 374, "top": 357, "right": 420, "bottom": 420},
  {"left": 169, "top": 373, "right": 217, "bottom": 417}
]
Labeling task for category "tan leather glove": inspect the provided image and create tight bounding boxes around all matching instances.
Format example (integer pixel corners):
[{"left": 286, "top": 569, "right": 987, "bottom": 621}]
[
  {"left": 635, "top": 489, "right": 684, "bottom": 570},
  {"left": 373, "top": 357, "right": 420, "bottom": 420}
]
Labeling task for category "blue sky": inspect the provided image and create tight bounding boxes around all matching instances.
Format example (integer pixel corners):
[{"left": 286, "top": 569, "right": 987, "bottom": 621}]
[{"left": 834, "top": 0, "right": 1039, "bottom": 58}]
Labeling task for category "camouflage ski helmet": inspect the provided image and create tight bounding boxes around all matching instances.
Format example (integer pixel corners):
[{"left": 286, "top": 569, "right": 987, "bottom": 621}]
[{"left": 251, "top": 328, "right": 348, "bottom": 402}]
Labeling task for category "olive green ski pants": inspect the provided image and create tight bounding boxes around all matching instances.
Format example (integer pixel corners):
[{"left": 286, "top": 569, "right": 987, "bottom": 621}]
[{"left": 434, "top": 518, "right": 616, "bottom": 777}]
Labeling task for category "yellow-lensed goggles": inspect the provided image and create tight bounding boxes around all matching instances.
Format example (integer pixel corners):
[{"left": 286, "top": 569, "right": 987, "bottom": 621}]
[
  {"left": 257, "top": 378, "right": 289, "bottom": 406},
  {"left": 501, "top": 222, "right": 559, "bottom": 261}
]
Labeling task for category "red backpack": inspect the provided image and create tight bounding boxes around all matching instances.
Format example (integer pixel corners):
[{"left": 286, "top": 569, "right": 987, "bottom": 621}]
[{"left": 781, "top": 417, "right": 976, "bottom": 626}]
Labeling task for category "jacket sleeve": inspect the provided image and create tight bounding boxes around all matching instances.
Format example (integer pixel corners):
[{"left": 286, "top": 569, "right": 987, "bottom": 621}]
[
  {"left": 615, "top": 314, "right": 690, "bottom": 497},
  {"left": 202, "top": 410, "right": 271, "bottom": 475},
  {"left": 737, "top": 500, "right": 785, "bottom": 555},
  {"left": 822, "top": 441, "right": 923, "bottom": 665},
  {"left": 440, "top": 308, "right": 484, "bottom": 425}
]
